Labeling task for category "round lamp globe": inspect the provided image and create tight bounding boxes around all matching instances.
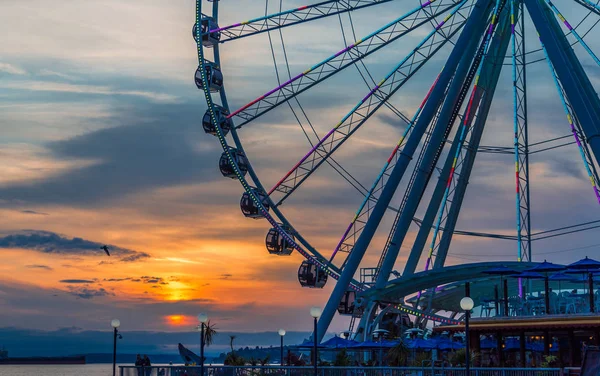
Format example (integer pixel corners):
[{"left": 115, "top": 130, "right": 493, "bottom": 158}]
[{"left": 460, "top": 297, "right": 474, "bottom": 311}]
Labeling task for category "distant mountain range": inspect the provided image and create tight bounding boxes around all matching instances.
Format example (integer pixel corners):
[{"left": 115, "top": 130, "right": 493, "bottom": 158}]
[{"left": 0, "top": 327, "right": 319, "bottom": 358}]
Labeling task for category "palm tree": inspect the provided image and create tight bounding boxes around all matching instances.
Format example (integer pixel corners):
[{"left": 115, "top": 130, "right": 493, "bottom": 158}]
[
  {"left": 203, "top": 320, "right": 218, "bottom": 347},
  {"left": 229, "top": 335, "right": 236, "bottom": 353},
  {"left": 386, "top": 341, "right": 409, "bottom": 366}
]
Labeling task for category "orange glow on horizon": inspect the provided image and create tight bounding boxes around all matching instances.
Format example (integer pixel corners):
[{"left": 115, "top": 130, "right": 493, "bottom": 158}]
[{"left": 165, "top": 315, "right": 194, "bottom": 327}]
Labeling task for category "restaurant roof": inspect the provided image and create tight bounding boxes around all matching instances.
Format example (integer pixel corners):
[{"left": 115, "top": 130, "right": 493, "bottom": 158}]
[{"left": 433, "top": 313, "right": 600, "bottom": 333}]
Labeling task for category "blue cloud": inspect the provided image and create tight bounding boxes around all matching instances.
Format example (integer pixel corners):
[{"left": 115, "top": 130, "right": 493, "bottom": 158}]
[{"left": 0, "top": 230, "right": 150, "bottom": 262}]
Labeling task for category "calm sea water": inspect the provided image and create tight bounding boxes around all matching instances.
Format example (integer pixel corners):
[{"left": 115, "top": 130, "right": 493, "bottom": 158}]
[{"left": 0, "top": 364, "right": 130, "bottom": 376}]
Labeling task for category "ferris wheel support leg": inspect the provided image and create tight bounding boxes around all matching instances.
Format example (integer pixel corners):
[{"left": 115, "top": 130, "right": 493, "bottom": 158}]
[
  {"left": 315, "top": 0, "right": 494, "bottom": 343},
  {"left": 525, "top": 0, "right": 600, "bottom": 160},
  {"left": 434, "top": 7, "right": 512, "bottom": 270},
  {"left": 377, "top": 5, "right": 495, "bottom": 284}
]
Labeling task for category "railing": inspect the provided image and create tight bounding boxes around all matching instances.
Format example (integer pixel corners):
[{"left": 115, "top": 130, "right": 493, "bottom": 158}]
[{"left": 119, "top": 366, "right": 562, "bottom": 376}]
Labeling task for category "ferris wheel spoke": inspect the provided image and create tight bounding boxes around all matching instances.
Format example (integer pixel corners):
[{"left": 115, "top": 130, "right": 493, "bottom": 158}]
[
  {"left": 572, "top": 0, "right": 600, "bottom": 17},
  {"left": 545, "top": 0, "right": 600, "bottom": 67},
  {"left": 540, "top": 38, "right": 600, "bottom": 203},
  {"left": 268, "top": 0, "right": 472, "bottom": 204},
  {"left": 213, "top": 0, "right": 398, "bottom": 42},
  {"left": 227, "top": 0, "right": 465, "bottom": 128}
]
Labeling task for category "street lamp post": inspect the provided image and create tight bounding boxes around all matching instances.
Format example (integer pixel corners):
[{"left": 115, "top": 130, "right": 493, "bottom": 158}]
[
  {"left": 198, "top": 313, "right": 208, "bottom": 376},
  {"left": 111, "top": 319, "right": 121, "bottom": 376},
  {"left": 310, "top": 307, "right": 322, "bottom": 376},
  {"left": 278, "top": 329, "right": 286, "bottom": 366},
  {"left": 460, "top": 297, "right": 474, "bottom": 376}
]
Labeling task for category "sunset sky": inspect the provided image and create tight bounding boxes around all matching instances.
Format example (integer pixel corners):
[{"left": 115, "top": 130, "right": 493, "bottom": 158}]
[{"left": 1, "top": 0, "right": 599, "bottom": 353}]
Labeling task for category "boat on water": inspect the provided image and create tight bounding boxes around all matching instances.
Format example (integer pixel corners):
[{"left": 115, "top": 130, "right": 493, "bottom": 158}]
[
  {"left": 0, "top": 347, "right": 85, "bottom": 365},
  {"left": 177, "top": 343, "right": 202, "bottom": 365}
]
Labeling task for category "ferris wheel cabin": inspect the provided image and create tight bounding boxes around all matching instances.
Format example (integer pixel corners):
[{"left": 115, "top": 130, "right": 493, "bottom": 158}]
[
  {"left": 192, "top": 18, "right": 221, "bottom": 47},
  {"left": 265, "top": 226, "right": 295, "bottom": 256},
  {"left": 337, "top": 290, "right": 357, "bottom": 316},
  {"left": 219, "top": 148, "right": 248, "bottom": 178},
  {"left": 240, "top": 189, "right": 270, "bottom": 218},
  {"left": 202, "top": 105, "right": 232, "bottom": 136},
  {"left": 298, "top": 261, "right": 328, "bottom": 288},
  {"left": 195, "top": 63, "right": 223, "bottom": 93}
]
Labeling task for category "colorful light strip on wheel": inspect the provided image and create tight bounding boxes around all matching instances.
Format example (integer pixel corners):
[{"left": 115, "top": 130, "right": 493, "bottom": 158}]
[{"left": 539, "top": 36, "right": 600, "bottom": 204}]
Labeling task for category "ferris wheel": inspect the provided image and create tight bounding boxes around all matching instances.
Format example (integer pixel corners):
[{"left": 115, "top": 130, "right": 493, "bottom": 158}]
[{"left": 194, "top": 0, "right": 600, "bottom": 342}]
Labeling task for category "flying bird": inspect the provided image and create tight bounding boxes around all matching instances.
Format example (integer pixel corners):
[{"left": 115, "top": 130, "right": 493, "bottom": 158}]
[{"left": 101, "top": 245, "right": 110, "bottom": 256}]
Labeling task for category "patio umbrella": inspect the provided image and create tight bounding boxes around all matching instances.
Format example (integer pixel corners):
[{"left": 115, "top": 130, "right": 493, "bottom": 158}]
[
  {"left": 513, "top": 271, "right": 546, "bottom": 314},
  {"left": 480, "top": 338, "right": 496, "bottom": 349},
  {"left": 406, "top": 338, "right": 436, "bottom": 350},
  {"left": 321, "top": 336, "right": 357, "bottom": 349},
  {"left": 435, "top": 338, "right": 465, "bottom": 350},
  {"left": 484, "top": 266, "right": 518, "bottom": 316},
  {"left": 567, "top": 257, "right": 600, "bottom": 312},
  {"left": 526, "top": 260, "right": 567, "bottom": 313},
  {"left": 350, "top": 340, "right": 399, "bottom": 349},
  {"left": 295, "top": 339, "right": 326, "bottom": 349},
  {"left": 549, "top": 272, "right": 573, "bottom": 295},
  {"left": 526, "top": 260, "right": 566, "bottom": 273}
]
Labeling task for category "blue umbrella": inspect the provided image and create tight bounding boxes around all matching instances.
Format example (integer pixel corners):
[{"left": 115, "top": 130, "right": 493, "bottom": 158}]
[
  {"left": 567, "top": 257, "right": 600, "bottom": 312},
  {"left": 480, "top": 338, "right": 496, "bottom": 349},
  {"left": 295, "top": 339, "right": 326, "bottom": 349},
  {"left": 527, "top": 261, "right": 567, "bottom": 311},
  {"left": 435, "top": 339, "right": 465, "bottom": 350},
  {"left": 513, "top": 271, "right": 548, "bottom": 312},
  {"left": 549, "top": 272, "right": 572, "bottom": 281},
  {"left": 525, "top": 260, "right": 566, "bottom": 273},
  {"left": 406, "top": 338, "right": 436, "bottom": 350},
  {"left": 567, "top": 256, "right": 600, "bottom": 271},
  {"left": 513, "top": 271, "right": 544, "bottom": 279},
  {"left": 549, "top": 272, "right": 574, "bottom": 294},
  {"left": 350, "top": 340, "right": 400, "bottom": 349},
  {"left": 321, "top": 336, "right": 357, "bottom": 349},
  {"left": 568, "top": 273, "right": 600, "bottom": 282}
]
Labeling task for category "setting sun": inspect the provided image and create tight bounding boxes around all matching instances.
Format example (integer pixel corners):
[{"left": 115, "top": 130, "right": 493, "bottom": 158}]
[{"left": 165, "top": 315, "right": 194, "bottom": 327}]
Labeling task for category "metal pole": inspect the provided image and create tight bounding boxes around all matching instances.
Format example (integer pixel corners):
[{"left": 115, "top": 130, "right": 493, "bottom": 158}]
[
  {"left": 465, "top": 310, "right": 470, "bottom": 376},
  {"left": 281, "top": 335, "right": 284, "bottom": 366},
  {"left": 494, "top": 285, "right": 499, "bottom": 316},
  {"left": 379, "top": 337, "right": 383, "bottom": 366},
  {"left": 112, "top": 328, "right": 117, "bottom": 376},
  {"left": 313, "top": 317, "right": 318, "bottom": 376},
  {"left": 503, "top": 278, "right": 509, "bottom": 316},
  {"left": 589, "top": 272, "right": 595, "bottom": 313},
  {"left": 545, "top": 277, "right": 550, "bottom": 314},
  {"left": 201, "top": 323, "right": 205, "bottom": 376}
]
